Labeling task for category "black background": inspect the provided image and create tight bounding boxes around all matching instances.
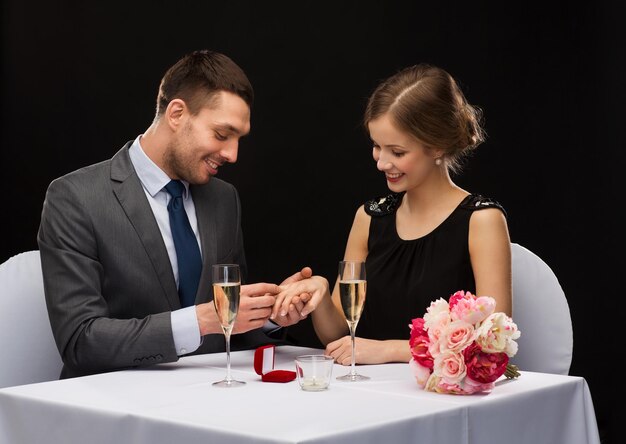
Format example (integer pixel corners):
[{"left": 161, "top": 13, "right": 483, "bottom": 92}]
[{"left": 2, "top": 2, "right": 622, "bottom": 442}]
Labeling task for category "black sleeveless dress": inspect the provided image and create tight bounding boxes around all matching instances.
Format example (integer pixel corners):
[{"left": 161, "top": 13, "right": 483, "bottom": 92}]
[{"left": 357, "top": 193, "right": 506, "bottom": 341}]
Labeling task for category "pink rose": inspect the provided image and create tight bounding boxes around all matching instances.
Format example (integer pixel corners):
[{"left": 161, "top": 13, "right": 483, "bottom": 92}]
[
  {"left": 434, "top": 350, "right": 466, "bottom": 385},
  {"left": 439, "top": 320, "right": 475, "bottom": 353},
  {"left": 463, "top": 343, "right": 509, "bottom": 384}
]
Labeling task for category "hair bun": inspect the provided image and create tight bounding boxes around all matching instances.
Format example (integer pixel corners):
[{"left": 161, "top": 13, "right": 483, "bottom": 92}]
[{"left": 462, "top": 103, "right": 485, "bottom": 151}]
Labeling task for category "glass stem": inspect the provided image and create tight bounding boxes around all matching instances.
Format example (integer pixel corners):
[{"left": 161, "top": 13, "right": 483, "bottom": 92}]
[
  {"left": 349, "top": 322, "right": 357, "bottom": 375},
  {"left": 224, "top": 327, "right": 232, "bottom": 382}
]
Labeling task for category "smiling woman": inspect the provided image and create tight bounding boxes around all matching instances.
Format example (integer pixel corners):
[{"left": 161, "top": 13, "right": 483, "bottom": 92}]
[
  {"left": 365, "top": 64, "right": 485, "bottom": 176},
  {"left": 273, "top": 63, "right": 512, "bottom": 367}
]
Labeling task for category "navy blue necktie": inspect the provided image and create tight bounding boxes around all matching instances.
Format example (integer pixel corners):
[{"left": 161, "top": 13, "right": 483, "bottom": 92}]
[{"left": 164, "top": 180, "right": 202, "bottom": 307}]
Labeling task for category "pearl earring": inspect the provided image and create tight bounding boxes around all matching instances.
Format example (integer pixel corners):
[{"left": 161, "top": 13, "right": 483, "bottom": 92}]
[{"left": 435, "top": 158, "right": 442, "bottom": 166}]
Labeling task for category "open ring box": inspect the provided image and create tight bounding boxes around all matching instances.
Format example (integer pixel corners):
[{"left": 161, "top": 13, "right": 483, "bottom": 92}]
[{"left": 254, "top": 345, "right": 297, "bottom": 383}]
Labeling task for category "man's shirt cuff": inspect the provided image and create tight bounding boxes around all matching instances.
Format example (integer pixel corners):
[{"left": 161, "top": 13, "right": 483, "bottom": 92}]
[{"left": 171, "top": 306, "right": 201, "bottom": 355}]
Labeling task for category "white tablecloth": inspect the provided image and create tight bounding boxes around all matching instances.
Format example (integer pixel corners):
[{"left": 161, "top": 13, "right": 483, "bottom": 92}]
[{"left": 0, "top": 346, "right": 601, "bottom": 444}]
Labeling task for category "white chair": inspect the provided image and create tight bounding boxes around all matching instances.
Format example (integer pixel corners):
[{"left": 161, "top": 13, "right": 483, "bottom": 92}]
[
  {"left": 0, "top": 250, "right": 63, "bottom": 388},
  {"left": 510, "top": 243, "right": 573, "bottom": 375}
]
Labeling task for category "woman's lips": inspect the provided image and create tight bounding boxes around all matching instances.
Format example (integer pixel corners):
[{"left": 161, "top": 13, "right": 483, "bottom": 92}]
[{"left": 386, "top": 173, "right": 403, "bottom": 183}]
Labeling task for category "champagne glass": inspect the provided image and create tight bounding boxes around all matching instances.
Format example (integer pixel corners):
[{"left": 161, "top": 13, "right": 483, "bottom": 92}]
[
  {"left": 336, "top": 260, "right": 370, "bottom": 381},
  {"left": 212, "top": 264, "right": 245, "bottom": 387}
]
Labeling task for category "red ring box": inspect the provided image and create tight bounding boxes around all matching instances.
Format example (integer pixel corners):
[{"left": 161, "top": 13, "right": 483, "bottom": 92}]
[{"left": 254, "top": 345, "right": 297, "bottom": 383}]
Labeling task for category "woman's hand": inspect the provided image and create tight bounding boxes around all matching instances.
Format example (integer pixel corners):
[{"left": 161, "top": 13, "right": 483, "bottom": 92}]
[
  {"left": 269, "top": 267, "right": 313, "bottom": 327},
  {"left": 326, "top": 336, "right": 410, "bottom": 365},
  {"left": 271, "top": 276, "right": 330, "bottom": 323}
]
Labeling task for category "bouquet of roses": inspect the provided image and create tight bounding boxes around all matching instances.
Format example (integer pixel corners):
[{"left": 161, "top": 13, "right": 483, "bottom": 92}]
[{"left": 409, "top": 290, "right": 521, "bottom": 394}]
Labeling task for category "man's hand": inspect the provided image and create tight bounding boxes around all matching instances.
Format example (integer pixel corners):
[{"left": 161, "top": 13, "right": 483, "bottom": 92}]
[
  {"left": 196, "top": 282, "right": 279, "bottom": 335},
  {"left": 234, "top": 282, "right": 280, "bottom": 333}
]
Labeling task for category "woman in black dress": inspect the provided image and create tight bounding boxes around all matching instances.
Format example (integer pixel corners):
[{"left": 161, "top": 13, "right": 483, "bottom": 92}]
[{"left": 273, "top": 64, "right": 512, "bottom": 365}]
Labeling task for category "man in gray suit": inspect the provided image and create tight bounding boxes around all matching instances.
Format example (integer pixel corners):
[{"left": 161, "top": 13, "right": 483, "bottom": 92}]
[{"left": 38, "top": 50, "right": 308, "bottom": 379}]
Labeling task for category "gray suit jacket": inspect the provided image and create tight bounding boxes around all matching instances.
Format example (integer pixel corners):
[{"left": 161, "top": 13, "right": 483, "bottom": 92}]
[{"left": 38, "top": 142, "right": 275, "bottom": 378}]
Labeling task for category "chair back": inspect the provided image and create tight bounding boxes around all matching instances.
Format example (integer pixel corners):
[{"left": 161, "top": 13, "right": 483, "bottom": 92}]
[
  {"left": 511, "top": 243, "right": 573, "bottom": 375},
  {"left": 0, "top": 250, "right": 63, "bottom": 388}
]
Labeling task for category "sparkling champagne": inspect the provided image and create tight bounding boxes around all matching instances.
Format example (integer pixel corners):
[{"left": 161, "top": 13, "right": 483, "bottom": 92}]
[
  {"left": 213, "top": 283, "right": 241, "bottom": 328},
  {"left": 339, "top": 280, "right": 367, "bottom": 324}
]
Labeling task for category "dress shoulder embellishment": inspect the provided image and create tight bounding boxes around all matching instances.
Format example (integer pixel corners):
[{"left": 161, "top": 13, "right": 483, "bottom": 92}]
[
  {"left": 364, "top": 193, "right": 403, "bottom": 216},
  {"left": 460, "top": 194, "right": 507, "bottom": 217}
]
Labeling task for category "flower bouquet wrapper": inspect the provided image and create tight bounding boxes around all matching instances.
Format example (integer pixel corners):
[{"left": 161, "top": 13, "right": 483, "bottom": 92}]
[
  {"left": 409, "top": 290, "right": 521, "bottom": 395},
  {"left": 254, "top": 345, "right": 297, "bottom": 383}
]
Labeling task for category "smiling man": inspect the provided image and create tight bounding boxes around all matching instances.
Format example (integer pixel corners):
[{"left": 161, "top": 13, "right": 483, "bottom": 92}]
[{"left": 38, "top": 50, "right": 308, "bottom": 379}]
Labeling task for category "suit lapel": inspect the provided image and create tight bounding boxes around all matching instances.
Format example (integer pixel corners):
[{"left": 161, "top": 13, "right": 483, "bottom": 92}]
[
  {"left": 110, "top": 144, "right": 181, "bottom": 310},
  {"left": 192, "top": 183, "right": 217, "bottom": 303}
]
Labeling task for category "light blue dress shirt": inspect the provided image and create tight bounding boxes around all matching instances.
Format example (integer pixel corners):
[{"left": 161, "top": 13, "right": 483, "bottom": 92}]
[{"left": 128, "top": 136, "right": 201, "bottom": 356}]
